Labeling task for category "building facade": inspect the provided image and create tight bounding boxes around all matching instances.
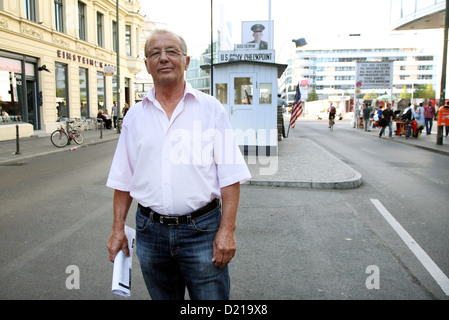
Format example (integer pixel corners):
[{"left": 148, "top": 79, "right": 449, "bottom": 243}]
[
  {"left": 279, "top": 33, "right": 440, "bottom": 108},
  {"left": 0, "top": 0, "right": 144, "bottom": 140},
  {"left": 391, "top": 0, "right": 446, "bottom": 30}
]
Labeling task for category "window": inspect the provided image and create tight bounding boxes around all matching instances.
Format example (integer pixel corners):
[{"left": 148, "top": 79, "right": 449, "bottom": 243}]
[
  {"left": 97, "top": 71, "right": 105, "bottom": 111},
  {"left": 215, "top": 84, "right": 227, "bottom": 104},
  {"left": 78, "top": 1, "right": 86, "bottom": 41},
  {"left": 259, "top": 83, "right": 272, "bottom": 104},
  {"left": 234, "top": 77, "right": 253, "bottom": 105},
  {"left": 0, "top": 57, "right": 23, "bottom": 122},
  {"left": 24, "top": 0, "right": 36, "bottom": 22},
  {"left": 125, "top": 25, "right": 131, "bottom": 56},
  {"left": 54, "top": 0, "right": 64, "bottom": 32},
  {"left": 112, "top": 75, "right": 117, "bottom": 104},
  {"left": 79, "top": 68, "right": 89, "bottom": 118},
  {"left": 97, "top": 12, "right": 104, "bottom": 47},
  {"left": 112, "top": 21, "right": 117, "bottom": 52},
  {"left": 55, "top": 62, "right": 69, "bottom": 120}
]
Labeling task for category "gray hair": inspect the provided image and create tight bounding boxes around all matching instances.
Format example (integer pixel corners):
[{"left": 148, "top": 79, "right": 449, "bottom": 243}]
[{"left": 144, "top": 29, "right": 188, "bottom": 58}]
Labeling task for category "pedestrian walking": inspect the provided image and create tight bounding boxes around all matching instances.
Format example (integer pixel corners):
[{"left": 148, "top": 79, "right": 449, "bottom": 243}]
[
  {"left": 424, "top": 101, "right": 436, "bottom": 135},
  {"left": 379, "top": 103, "right": 394, "bottom": 139},
  {"left": 362, "top": 103, "right": 371, "bottom": 131},
  {"left": 111, "top": 101, "right": 118, "bottom": 129},
  {"left": 106, "top": 30, "right": 251, "bottom": 300}
]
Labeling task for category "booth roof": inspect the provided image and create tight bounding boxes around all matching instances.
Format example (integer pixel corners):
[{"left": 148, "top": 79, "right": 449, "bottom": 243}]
[{"left": 200, "top": 60, "right": 288, "bottom": 78}]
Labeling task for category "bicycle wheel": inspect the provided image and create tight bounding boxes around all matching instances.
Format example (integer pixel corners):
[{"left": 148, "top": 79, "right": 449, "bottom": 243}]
[
  {"left": 72, "top": 129, "right": 84, "bottom": 145},
  {"left": 51, "top": 129, "right": 69, "bottom": 148}
]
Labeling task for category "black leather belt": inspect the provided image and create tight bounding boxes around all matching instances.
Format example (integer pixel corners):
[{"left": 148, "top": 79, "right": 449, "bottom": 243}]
[{"left": 138, "top": 199, "right": 220, "bottom": 226}]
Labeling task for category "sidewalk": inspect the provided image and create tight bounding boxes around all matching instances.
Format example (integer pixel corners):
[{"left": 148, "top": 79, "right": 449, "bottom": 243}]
[
  {"left": 356, "top": 122, "right": 449, "bottom": 156},
  {"left": 246, "top": 136, "right": 362, "bottom": 189},
  {"left": 0, "top": 128, "right": 120, "bottom": 165}
]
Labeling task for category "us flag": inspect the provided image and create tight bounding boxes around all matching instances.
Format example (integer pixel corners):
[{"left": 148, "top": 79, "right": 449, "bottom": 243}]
[{"left": 289, "top": 84, "right": 303, "bottom": 129}]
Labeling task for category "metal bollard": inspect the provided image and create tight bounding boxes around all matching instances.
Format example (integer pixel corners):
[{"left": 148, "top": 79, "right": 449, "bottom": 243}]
[
  {"left": 14, "top": 124, "right": 21, "bottom": 155},
  {"left": 98, "top": 118, "right": 103, "bottom": 139},
  {"left": 437, "top": 126, "right": 443, "bottom": 145}
]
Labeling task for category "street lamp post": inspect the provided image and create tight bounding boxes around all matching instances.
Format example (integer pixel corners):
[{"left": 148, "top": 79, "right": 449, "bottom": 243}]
[
  {"left": 437, "top": 0, "right": 449, "bottom": 145},
  {"left": 116, "top": 0, "right": 121, "bottom": 134},
  {"left": 210, "top": 0, "right": 214, "bottom": 96}
]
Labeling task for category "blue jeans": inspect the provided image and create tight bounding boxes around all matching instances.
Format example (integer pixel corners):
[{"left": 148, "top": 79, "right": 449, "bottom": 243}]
[
  {"left": 425, "top": 118, "right": 433, "bottom": 134},
  {"left": 379, "top": 121, "right": 393, "bottom": 137},
  {"left": 135, "top": 205, "right": 230, "bottom": 300}
]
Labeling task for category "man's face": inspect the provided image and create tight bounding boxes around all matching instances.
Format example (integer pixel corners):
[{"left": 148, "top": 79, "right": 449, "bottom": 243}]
[
  {"left": 145, "top": 32, "right": 190, "bottom": 86},
  {"left": 252, "top": 32, "right": 263, "bottom": 42}
]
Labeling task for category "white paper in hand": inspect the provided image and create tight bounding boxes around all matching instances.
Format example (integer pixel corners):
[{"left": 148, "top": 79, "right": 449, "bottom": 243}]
[{"left": 111, "top": 226, "right": 136, "bottom": 297}]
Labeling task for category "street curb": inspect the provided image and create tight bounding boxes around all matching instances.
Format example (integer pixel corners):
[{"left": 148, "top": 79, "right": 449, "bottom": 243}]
[
  {"left": 245, "top": 138, "right": 363, "bottom": 190},
  {"left": 0, "top": 135, "right": 119, "bottom": 166},
  {"left": 245, "top": 172, "right": 362, "bottom": 189}
]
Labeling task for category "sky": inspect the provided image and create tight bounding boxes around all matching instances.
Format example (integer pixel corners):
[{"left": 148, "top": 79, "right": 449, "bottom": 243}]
[{"left": 139, "top": 0, "right": 442, "bottom": 62}]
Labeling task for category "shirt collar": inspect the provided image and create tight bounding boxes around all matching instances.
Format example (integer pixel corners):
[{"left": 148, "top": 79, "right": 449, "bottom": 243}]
[{"left": 143, "top": 81, "right": 198, "bottom": 108}]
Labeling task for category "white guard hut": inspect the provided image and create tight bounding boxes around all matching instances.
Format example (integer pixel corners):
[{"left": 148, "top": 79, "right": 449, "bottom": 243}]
[{"left": 209, "top": 50, "right": 287, "bottom": 156}]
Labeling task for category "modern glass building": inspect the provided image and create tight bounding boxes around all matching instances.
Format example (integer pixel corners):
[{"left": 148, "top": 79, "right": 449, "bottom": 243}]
[
  {"left": 279, "top": 33, "right": 439, "bottom": 105},
  {"left": 391, "top": 0, "right": 446, "bottom": 30}
]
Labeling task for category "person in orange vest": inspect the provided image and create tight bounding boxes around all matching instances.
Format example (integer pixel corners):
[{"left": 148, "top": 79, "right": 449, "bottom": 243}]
[{"left": 437, "top": 101, "right": 449, "bottom": 137}]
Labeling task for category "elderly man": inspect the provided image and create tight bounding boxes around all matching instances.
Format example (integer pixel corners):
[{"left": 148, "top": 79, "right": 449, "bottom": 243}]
[{"left": 106, "top": 30, "right": 251, "bottom": 300}]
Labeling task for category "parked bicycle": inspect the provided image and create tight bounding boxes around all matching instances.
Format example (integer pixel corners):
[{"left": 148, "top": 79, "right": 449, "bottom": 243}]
[{"left": 50, "top": 120, "right": 84, "bottom": 148}]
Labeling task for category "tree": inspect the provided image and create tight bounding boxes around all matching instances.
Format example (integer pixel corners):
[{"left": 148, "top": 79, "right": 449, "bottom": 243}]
[
  {"left": 399, "top": 85, "right": 411, "bottom": 99},
  {"left": 307, "top": 86, "right": 319, "bottom": 101},
  {"left": 413, "top": 84, "right": 435, "bottom": 98},
  {"left": 363, "top": 91, "right": 378, "bottom": 99}
]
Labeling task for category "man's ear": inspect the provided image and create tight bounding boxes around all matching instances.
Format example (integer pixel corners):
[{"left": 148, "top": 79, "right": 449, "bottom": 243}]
[{"left": 185, "top": 56, "right": 191, "bottom": 71}]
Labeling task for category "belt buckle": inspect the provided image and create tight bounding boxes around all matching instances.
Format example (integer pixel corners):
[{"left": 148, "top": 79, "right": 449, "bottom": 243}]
[{"left": 161, "top": 216, "right": 179, "bottom": 226}]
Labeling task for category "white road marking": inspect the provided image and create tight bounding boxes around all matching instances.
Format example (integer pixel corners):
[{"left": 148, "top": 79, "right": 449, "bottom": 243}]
[{"left": 370, "top": 199, "right": 449, "bottom": 295}]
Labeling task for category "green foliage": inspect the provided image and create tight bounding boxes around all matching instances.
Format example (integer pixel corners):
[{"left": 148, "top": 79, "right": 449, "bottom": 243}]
[
  {"left": 399, "top": 85, "right": 411, "bottom": 99},
  {"left": 307, "top": 86, "right": 319, "bottom": 101},
  {"left": 413, "top": 84, "right": 435, "bottom": 98}
]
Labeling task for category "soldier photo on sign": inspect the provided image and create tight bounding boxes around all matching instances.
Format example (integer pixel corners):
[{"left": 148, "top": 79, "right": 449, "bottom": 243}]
[{"left": 242, "top": 21, "right": 271, "bottom": 50}]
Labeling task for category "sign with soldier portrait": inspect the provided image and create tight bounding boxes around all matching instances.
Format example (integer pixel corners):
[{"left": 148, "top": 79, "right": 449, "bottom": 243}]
[{"left": 242, "top": 21, "right": 273, "bottom": 50}]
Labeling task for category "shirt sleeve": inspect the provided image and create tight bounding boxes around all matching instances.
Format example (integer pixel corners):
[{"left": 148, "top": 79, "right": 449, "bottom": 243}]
[{"left": 106, "top": 121, "right": 134, "bottom": 192}]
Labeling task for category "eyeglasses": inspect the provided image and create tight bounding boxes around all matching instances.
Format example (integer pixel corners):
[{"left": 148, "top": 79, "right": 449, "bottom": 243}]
[{"left": 146, "top": 48, "right": 187, "bottom": 61}]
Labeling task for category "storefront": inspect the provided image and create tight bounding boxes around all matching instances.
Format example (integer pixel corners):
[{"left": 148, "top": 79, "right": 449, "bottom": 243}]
[
  {"left": 0, "top": 0, "right": 144, "bottom": 141},
  {"left": 0, "top": 51, "right": 39, "bottom": 132}
]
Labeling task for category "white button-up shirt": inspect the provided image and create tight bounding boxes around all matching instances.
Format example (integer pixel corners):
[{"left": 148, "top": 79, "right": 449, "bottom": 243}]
[{"left": 106, "top": 82, "right": 251, "bottom": 215}]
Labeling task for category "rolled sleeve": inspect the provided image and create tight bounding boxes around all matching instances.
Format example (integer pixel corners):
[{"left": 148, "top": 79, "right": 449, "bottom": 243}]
[{"left": 106, "top": 124, "right": 134, "bottom": 192}]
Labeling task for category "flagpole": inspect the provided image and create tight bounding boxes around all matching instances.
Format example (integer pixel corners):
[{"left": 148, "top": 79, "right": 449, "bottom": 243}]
[{"left": 268, "top": 0, "right": 272, "bottom": 49}]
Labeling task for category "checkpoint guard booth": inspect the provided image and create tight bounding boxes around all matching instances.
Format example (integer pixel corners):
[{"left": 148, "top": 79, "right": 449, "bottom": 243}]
[{"left": 211, "top": 50, "right": 287, "bottom": 156}]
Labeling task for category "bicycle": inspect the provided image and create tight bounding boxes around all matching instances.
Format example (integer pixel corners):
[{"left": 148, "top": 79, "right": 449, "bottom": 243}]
[
  {"left": 329, "top": 118, "right": 335, "bottom": 131},
  {"left": 50, "top": 120, "right": 84, "bottom": 148}
]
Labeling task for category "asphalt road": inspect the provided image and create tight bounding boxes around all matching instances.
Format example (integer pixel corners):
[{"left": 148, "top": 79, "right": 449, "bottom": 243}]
[{"left": 0, "top": 121, "right": 448, "bottom": 301}]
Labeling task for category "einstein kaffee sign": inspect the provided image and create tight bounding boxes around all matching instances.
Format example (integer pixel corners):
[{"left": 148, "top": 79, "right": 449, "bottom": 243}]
[{"left": 218, "top": 50, "right": 275, "bottom": 63}]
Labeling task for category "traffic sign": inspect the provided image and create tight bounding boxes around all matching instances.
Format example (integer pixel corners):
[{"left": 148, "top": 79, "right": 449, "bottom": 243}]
[{"left": 356, "top": 81, "right": 362, "bottom": 88}]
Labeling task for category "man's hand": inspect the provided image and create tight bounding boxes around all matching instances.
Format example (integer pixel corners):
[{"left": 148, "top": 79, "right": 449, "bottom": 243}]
[
  {"left": 212, "top": 228, "right": 236, "bottom": 269},
  {"left": 107, "top": 230, "right": 130, "bottom": 262},
  {"left": 212, "top": 182, "right": 240, "bottom": 269}
]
